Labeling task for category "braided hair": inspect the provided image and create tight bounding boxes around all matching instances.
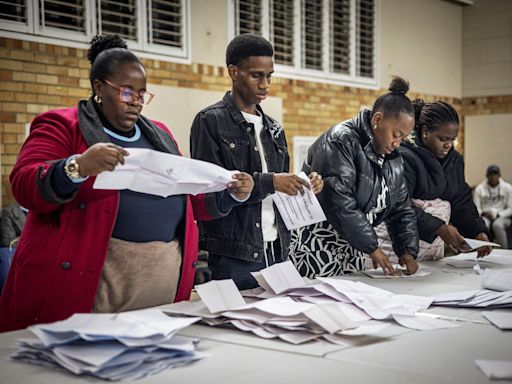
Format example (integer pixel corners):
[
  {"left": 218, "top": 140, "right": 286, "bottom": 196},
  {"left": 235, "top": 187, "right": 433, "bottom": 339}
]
[{"left": 412, "top": 99, "right": 459, "bottom": 136}]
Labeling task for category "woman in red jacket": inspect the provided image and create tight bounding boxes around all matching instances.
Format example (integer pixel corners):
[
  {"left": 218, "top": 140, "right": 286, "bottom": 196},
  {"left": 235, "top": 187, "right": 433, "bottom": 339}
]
[{"left": 0, "top": 35, "right": 253, "bottom": 332}]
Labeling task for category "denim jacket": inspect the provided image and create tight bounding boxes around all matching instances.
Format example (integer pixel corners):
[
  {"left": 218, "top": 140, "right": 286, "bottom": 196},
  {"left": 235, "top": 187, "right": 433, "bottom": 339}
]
[{"left": 190, "top": 92, "right": 291, "bottom": 262}]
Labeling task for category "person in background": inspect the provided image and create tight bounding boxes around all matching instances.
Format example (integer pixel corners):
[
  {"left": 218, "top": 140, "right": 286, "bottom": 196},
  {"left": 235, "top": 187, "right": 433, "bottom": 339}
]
[
  {"left": 190, "top": 34, "right": 323, "bottom": 289},
  {"left": 383, "top": 100, "right": 491, "bottom": 258},
  {"left": 474, "top": 165, "right": 512, "bottom": 248},
  {"left": 0, "top": 34, "right": 254, "bottom": 332},
  {"left": 289, "top": 77, "right": 419, "bottom": 278},
  {"left": 0, "top": 202, "right": 27, "bottom": 248}
]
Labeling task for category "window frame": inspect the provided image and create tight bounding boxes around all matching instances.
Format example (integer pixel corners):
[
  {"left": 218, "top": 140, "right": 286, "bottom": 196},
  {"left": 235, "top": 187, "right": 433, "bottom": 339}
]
[
  {"left": 0, "top": 0, "right": 190, "bottom": 64},
  {"left": 228, "top": 0, "right": 380, "bottom": 89}
]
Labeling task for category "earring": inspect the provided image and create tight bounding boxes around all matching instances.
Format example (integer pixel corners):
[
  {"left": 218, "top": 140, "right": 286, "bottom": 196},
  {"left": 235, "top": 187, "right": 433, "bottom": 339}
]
[
  {"left": 94, "top": 95, "right": 102, "bottom": 104},
  {"left": 423, "top": 134, "right": 427, "bottom": 138},
  {"left": 374, "top": 125, "right": 377, "bottom": 130}
]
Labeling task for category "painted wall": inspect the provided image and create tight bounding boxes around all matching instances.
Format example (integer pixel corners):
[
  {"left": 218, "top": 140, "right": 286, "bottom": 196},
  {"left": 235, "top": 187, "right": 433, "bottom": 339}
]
[
  {"left": 462, "top": 0, "right": 512, "bottom": 97},
  {"left": 464, "top": 113, "right": 512, "bottom": 187}
]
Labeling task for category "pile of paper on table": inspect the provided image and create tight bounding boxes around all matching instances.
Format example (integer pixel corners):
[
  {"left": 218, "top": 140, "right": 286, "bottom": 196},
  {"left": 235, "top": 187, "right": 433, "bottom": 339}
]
[
  {"left": 163, "top": 261, "right": 461, "bottom": 346},
  {"left": 432, "top": 267, "right": 512, "bottom": 309},
  {"left": 9, "top": 309, "right": 205, "bottom": 381}
]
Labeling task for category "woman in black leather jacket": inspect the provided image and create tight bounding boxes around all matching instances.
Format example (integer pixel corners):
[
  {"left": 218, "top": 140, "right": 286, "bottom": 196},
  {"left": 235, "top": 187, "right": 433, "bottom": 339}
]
[
  {"left": 290, "top": 78, "right": 419, "bottom": 277},
  {"left": 396, "top": 100, "right": 491, "bottom": 257}
]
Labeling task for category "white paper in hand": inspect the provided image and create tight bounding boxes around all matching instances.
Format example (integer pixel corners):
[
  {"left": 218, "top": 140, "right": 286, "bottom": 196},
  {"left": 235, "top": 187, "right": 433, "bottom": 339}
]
[
  {"left": 463, "top": 238, "right": 501, "bottom": 252},
  {"left": 93, "top": 148, "right": 234, "bottom": 197},
  {"left": 272, "top": 172, "right": 326, "bottom": 230}
]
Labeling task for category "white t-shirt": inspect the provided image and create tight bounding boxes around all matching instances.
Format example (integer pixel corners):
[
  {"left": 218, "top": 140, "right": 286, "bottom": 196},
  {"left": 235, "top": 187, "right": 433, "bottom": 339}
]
[
  {"left": 241, "top": 111, "right": 278, "bottom": 242},
  {"left": 474, "top": 179, "right": 512, "bottom": 219}
]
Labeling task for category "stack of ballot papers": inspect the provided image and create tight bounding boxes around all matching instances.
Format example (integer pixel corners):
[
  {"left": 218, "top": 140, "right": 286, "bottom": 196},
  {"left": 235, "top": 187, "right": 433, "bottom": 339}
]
[
  {"left": 162, "top": 262, "right": 464, "bottom": 346},
  {"left": 9, "top": 309, "right": 205, "bottom": 381},
  {"left": 432, "top": 289, "right": 512, "bottom": 309},
  {"left": 93, "top": 148, "right": 235, "bottom": 197}
]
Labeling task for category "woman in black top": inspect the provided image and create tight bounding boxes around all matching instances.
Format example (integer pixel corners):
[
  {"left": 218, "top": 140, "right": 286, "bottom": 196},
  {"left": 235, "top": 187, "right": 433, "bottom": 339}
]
[
  {"left": 397, "top": 100, "right": 491, "bottom": 257},
  {"left": 289, "top": 78, "right": 419, "bottom": 277}
]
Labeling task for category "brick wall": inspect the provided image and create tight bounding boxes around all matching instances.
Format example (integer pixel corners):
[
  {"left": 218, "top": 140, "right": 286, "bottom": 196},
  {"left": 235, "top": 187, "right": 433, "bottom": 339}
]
[{"left": 0, "top": 37, "right": 508, "bottom": 206}]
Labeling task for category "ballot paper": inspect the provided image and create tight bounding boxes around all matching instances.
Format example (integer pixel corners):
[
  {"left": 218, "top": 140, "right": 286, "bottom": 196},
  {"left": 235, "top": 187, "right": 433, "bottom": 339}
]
[
  {"left": 475, "top": 359, "right": 512, "bottom": 380},
  {"left": 362, "top": 267, "right": 431, "bottom": 279},
  {"left": 9, "top": 309, "right": 205, "bottom": 381},
  {"left": 480, "top": 268, "right": 512, "bottom": 292},
  {"left": 272, "top": 172, "right": 326, "bottom": 230},
  {"left": 93, "top": 148, "right": 234, "bottom": 197},
  {"left": 444, "top": 249, "right": 512, "bottom": 266},
  {"left": 463, "top": 238, "right": 501, "bottom": 252},
  {"left": 433, "top": 289, "right": 512, "bottom": 309},
  {"left": 195, "top": 279, "right": 247, "bottom": 313},
  {"left": 482, "top": 311, "right": 512, "bottom": 330}
]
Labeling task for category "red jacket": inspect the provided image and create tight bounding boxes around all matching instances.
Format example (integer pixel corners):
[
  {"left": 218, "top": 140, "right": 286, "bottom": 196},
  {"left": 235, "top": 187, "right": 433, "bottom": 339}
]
[{"left": 0, "top": 99, "right": 225, "bottom": 332}]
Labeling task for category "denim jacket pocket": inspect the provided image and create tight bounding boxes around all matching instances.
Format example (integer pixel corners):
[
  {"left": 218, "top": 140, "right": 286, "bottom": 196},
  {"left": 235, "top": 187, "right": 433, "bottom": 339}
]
[{"left": 220, "top": 137, "right": 251, "bottom": 172}]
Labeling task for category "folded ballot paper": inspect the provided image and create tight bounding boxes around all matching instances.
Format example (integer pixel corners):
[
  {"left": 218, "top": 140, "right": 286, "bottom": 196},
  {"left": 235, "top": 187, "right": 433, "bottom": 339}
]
[
  {"left": 162, "top": 261, "right": 463, "bottom": 346},
  {"left": 93, "top": 148, "right": 235, "bottom": 197},
  {"left": 9, "top": 309, "right": 205, "bottom": 381}
]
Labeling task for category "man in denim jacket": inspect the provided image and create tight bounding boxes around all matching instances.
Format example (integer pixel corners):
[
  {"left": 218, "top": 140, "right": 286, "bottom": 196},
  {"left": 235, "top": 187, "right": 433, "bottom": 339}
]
[{"left": 190, "top": 34, "right": 323, "bottom": 289}]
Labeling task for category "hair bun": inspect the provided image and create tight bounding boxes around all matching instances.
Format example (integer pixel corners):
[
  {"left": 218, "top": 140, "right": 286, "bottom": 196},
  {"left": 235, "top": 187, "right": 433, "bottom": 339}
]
[
  {"left": 87, "top": 35, "right": 128, "bottom": 65},
  {"left": 388, "top": 76, "right": 409, "bottom": 95}
]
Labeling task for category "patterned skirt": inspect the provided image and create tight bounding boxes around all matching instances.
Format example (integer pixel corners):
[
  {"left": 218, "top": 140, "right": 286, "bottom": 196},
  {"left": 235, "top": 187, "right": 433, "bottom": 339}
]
[{"left": 289, "top": 221, "right": 368, "bottom": 279}]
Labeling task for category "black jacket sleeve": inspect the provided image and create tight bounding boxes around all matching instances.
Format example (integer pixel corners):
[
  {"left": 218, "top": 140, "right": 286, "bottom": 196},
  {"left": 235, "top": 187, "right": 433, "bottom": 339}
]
[{"left": 311, "top": 138, "right": 379, "bottom": 255}]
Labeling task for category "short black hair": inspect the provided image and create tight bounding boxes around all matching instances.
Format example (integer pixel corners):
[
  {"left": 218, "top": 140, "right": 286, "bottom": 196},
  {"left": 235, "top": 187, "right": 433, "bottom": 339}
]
[
  {"left": 226, "top": 33, "right": 274, "bottom": 66},
  {"left": 371, "top": 77, "right": 414, "bottom": 119},
  {"left": 88, "top": 34, "right": 144, "bottom": 94},
  {"left": 412, "top": 99, "right": 459, "bottom": 136}
]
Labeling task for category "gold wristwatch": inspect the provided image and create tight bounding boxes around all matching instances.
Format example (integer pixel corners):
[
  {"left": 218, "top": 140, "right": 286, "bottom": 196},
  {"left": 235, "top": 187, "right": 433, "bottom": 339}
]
[{"left": 64, "top": 155, "right": 82, "bottom": 180}]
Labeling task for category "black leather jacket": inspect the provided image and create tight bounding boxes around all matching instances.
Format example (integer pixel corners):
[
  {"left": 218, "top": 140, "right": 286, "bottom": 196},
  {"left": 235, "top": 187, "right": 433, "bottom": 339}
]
[
  {"left": 303, "top": 109, "right": 419, "bottom": 257},
  {"left": 399, "top": 136, "right": 488, "bottom": 242},
  {"left": 190, "top": 92, "right": 291, "bottom": 262}
]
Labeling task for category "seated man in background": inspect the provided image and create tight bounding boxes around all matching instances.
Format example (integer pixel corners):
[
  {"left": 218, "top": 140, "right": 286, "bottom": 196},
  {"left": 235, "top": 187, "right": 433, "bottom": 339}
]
[{"left": 474, "top": 165, "right": 512, "bottom": 248}]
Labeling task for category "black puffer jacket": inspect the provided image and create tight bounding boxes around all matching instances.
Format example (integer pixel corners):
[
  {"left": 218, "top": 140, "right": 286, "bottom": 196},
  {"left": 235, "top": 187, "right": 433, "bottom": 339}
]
[
  {"left": 303, "top": 109, "right": 419, "bottom": 257},
  {"left": 398, "top": 135, "right": 488, "bottom": 242}
]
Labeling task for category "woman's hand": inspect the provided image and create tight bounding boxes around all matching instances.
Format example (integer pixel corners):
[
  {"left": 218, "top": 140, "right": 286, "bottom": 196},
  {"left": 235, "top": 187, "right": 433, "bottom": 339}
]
[
  {"left": 398, "top": 253, "right": 419, "bottom": 275},
  {"left": 308, "top": 172, "right": 324, "bottom": 194},
  {"left": 369, "top": 248, "right": 397, "bottom": 276},
  {"left": 436, "top": 224, "right": 466, "bottom": 253},
  {"left": 273, "top": 173, "right": 310, "bottom": 195},
  {"left": 76, "top": 143, "right": 129, "bottom": 177},
  {"left": 475, "top": 232, "right": 492, "bottom": 258},
  {"left": 228, "top": 172, "right": 254, "bottom": 200}
]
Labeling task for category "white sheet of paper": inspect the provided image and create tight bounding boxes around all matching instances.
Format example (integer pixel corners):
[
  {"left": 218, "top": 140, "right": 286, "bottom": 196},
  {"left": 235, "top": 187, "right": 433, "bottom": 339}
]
[
  {"left": 447, "top": 249, "right": 512, "bottom": 265},
  {"left": 271, "top": 172, "right": 326, "bottom": 230},
  {"left": 432, "top": 290, "right": 480, "bottom": 303},
  {"left": 93, "top": 148, "right": 234, "bottom": 197},
  {"left": 195, "top": 279, "right": 246, "bottom": 313},
  {"left": 463, "top": 238, "right": 501, "bottom": 251},
  {"left": 480, "top": 268, "right": 512, "bottom": 292},
  {"left": 303, "top": 303, "right": 358, "bottom": 333},
  {"left": 445, "top": 259, "right": 476, "bottom": 268},
  {"left": 259, "top": 260, "right": 306, "bottom": 294},
  {"left": 392, "top": 314, "right": 460, "bottom": 331},
  {"left": 482, "top": 311, "right": 512, "bottom": 329},
  {"left": 363, "top": 268, "right": 431, "bottom": 279},
  {"left": 475, "top": 359, "right": 512, "bottom": 380}
]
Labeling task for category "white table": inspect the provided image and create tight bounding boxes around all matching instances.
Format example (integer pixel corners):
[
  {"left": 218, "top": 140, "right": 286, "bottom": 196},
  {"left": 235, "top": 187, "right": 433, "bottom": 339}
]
[{"left": 1, "top": 260, "right": 511, "bottom": 383}]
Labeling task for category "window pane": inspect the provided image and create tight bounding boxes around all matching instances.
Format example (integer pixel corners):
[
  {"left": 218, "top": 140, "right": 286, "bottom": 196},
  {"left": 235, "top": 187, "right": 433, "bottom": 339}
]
[
  {"left": 330, "top": 0, "right": 350, "bottom": 74},
  {"left": 40, "top": 0, "right": 86, "bottom": 32},
  {"left": 98, "top": 0, "right": 137, "bottom": 41},
  {"left": 236, "top": 0, "right": 262, "bottom": 35},
  {"left": 0, "top": 0, "right": 27, "bottom": 23},
  {"left": 356, "top": 0, "right": 374, "bottom": 78},
  {"left": 271, "top": 0, "right": 294, "bottom": 66},
  {"left": 148, "top": 0, "right": 183, "bottom": 47},
  {"left": 302, "top": 0, "right": 323, "bottom": 70}
]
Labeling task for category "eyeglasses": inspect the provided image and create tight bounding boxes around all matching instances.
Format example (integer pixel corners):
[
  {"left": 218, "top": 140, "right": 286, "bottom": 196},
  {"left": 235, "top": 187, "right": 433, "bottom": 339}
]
[{"left": 103, "top": 79, "right": 155, "bottom": 106}]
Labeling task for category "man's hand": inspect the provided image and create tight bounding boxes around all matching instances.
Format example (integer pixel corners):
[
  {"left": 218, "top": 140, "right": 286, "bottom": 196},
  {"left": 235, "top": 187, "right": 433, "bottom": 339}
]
[
  {"left": 398, "top": 253, "right": 418, "bottom": 275},
  {"left": 475, "top": 232, "right": 492, "bottom": 258},
  {"left": 273, "top": 173, "right": 310, "bottom": 195},
  {"left": 436, "top": 224, "right": 466, "bottom": 253},
  {"left": 227, "top": 172, "right": 254, "bottom": 200},
  {"left": 76, "top": 143, "right": 129, "bottom": 177},
  {"left": 308, "top": 172, "right": 324, "bottom": 194},
  {"left": 482, "top": 212, "right": 495, "bottom": 221},
  {"left": 369, "top": 248, "right": 397, "bottom": 276}
]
